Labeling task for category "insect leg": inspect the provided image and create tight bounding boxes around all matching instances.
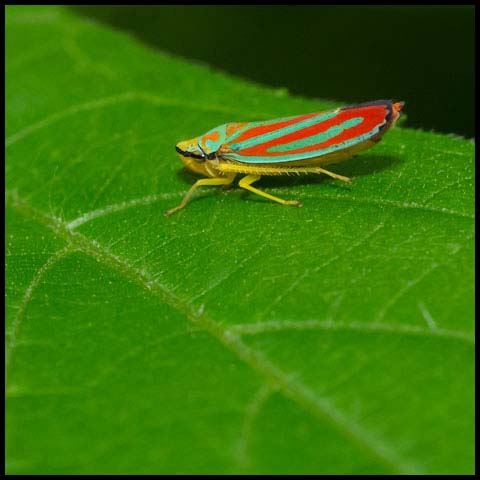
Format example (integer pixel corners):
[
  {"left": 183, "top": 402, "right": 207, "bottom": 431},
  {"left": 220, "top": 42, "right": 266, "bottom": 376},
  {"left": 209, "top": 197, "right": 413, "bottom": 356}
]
[
  {"left": 238, "top": 174, "right": 302, "bottom": 207},
  {"left": 165, "top": 173, "right": 236, "bottom": 216},
  {"left": 218, "top": 163, "right": 351, "bottom": 183},
  {"left": 308, "top": 167, "right": 351, "bottom": 183},
  {"left": 252, "top": 165, "right": 351, "bottom": 183}
]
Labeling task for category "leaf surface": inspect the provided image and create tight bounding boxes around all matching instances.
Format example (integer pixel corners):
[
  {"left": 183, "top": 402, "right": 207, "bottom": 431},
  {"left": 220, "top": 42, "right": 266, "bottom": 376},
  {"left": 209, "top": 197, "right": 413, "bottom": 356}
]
[{"left": 6, "top": 6, "right": 474, "bottom": 474}]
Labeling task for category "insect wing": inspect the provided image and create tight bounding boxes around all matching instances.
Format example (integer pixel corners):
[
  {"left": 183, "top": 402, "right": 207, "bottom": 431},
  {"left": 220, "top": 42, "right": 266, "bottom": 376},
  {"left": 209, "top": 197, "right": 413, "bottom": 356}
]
[{"left": 219, "top": 100, "right": 396, "bottom": 164}]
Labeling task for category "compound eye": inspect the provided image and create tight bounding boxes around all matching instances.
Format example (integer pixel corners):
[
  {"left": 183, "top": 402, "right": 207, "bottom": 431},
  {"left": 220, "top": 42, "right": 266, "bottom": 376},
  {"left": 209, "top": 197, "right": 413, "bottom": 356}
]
[{"left": 198, "top": 145, "right": 216, "bottom": 161}]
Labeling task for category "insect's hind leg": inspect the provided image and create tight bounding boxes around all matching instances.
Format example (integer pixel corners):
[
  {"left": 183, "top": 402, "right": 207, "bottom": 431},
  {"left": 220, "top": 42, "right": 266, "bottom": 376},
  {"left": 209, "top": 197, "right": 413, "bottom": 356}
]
[
  {"left": 218, "top": 162, "right": 351, "bottom": 183},
  {"left": 266, "top": 165, "right": 351, "bottom": 183},
  {"left": 165, "top": 173, "right": 236, "bottom": 216},
  {"left": 305, "top": 166, "right": 351, "bottom": 183},
  {"left": 238, "top": 174, "right": 302, "bottom": 207}
]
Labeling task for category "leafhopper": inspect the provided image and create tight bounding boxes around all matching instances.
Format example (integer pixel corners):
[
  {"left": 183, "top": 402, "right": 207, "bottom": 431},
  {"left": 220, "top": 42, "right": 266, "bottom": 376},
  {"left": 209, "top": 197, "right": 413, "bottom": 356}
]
[{"left": 166, "top": 100, "right": 404, "bottom": 216}]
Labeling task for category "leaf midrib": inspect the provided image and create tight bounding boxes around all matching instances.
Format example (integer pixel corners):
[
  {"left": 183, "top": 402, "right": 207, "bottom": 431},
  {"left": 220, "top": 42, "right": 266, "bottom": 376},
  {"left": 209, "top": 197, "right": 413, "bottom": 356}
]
[{"left": 6, "top": 190, "right": 424, "bottom": 474}]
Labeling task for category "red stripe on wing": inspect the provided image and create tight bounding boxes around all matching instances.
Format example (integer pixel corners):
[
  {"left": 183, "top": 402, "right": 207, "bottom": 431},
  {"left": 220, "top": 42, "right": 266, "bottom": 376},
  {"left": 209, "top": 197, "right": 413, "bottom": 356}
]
[{"left": 230, "top": 105, "right": 389, "bottom": 158}]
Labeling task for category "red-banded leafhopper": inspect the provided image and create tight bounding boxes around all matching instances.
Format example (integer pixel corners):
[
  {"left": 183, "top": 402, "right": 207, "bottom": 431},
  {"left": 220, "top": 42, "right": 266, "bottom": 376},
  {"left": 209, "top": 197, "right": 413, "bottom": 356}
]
[{"left": 166, "top": 99, "right": 404, "bottom": 216}]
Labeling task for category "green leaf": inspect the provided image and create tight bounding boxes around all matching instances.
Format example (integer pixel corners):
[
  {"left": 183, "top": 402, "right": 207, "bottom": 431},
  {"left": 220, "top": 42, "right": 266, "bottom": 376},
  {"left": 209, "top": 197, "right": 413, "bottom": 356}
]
[{"left": 6, "top": 6, "right": 474, "bottom": 475}]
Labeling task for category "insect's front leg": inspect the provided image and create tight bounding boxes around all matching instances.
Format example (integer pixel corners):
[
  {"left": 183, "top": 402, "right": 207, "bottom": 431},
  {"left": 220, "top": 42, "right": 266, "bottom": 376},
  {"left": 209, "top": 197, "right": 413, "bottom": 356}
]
[
  {"left": 165, "top": 173, "right": 236, "bottom": 217},
  {"left": 238, "top": 174, "right": 302, "bottom": 207}
]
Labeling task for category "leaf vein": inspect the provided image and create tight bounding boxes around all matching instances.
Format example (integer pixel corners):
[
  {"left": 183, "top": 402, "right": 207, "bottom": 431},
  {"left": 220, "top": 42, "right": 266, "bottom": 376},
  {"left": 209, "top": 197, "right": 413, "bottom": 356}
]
[
  {"left": 6, "top": 191, "right": 420, "bottom": 474},
  {"left": 6, "top": 246, "right": 73, "bottom": 373},
  {"left": 5, "top": 91, "right": 268, "bottom": 148},
  {"left": 235, "top": 383, "right": 276, "bottom": 470},
  {"left": 226, "top": 319, "right": 474, "bottom": 345}
]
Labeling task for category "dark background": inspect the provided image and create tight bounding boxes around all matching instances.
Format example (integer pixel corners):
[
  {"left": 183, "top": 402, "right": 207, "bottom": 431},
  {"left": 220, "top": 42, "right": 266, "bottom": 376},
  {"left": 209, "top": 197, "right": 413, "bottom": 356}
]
[{"left": 72, "top": 5, "right": 474, "bottom": 138}]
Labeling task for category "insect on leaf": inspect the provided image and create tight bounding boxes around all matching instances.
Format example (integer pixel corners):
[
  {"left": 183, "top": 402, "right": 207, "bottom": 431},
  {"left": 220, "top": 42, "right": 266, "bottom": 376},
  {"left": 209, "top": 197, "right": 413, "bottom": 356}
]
[{"left": 5, "top": 5, "right": 474, "bottom": 475}]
